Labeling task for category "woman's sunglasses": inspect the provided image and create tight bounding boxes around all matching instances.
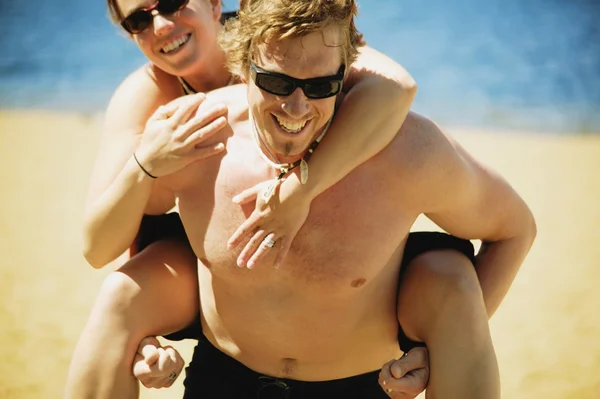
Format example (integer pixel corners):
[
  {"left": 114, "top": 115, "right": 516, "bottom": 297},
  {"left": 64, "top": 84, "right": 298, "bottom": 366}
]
[
  {"left": 121, "top": 0, "right": 189, "bottom": 34},
  {"left": 250, "top": 63, "right": 345, "bottom": 99}
]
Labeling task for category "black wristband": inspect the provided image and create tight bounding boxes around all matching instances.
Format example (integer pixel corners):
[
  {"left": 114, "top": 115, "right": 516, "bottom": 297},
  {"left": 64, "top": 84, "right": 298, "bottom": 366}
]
[{"left": 133, "top": 153, "right": 157, "bottom": 179}]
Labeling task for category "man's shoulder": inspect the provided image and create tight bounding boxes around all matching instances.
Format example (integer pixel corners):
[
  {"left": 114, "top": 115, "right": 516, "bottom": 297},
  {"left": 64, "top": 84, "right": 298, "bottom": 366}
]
[
  {"left": 379, "top": 112, "right": 478, "bottom": 213},
  {"left": 383, "top": 111, "right": 451, "bottom": 172},
  {"left": 206, "top": 84, "right": 249, "bottom": 121}
]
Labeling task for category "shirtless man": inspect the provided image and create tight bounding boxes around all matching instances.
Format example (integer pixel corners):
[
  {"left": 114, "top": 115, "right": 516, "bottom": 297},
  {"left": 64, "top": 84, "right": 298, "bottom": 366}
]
[
  {"left": 66, "top": 0, "right": 430, "bottom": 396},
  {"left": 146, "top": 0, "right": 536, "bottom": 397}
]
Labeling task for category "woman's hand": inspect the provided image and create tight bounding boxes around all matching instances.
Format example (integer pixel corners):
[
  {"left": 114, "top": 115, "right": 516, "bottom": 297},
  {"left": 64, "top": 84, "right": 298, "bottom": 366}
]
[
  {"left": 227, "top": 175, "right": 311, "bottom": 269},
  {"left": 134, "top": 93, "right": 228, "bottom": 178}
]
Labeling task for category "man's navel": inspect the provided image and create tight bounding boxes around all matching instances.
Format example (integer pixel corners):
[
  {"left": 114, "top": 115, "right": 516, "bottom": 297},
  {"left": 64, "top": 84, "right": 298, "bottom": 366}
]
[{"left": 280, "top": 357, "right": 297, "bottom": 376}]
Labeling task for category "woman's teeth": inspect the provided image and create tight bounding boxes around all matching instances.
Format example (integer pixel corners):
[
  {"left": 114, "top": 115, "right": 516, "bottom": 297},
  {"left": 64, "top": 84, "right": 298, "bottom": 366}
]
[
  {"left": 275, "top": 115, "right": 308, "bottom": 133},
  {"left": 161, "top": 34, "right": 190, "bottom": 54}
]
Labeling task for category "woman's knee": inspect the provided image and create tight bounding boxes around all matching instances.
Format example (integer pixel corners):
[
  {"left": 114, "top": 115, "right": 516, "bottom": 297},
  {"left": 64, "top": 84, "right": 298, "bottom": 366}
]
[
  {"left": 398, "top": 249, "right": 486, "bottom": 340},
  {"left": 93, "top": 268, "right": 141, "bottom": 317},
  {"left": 406, "top": 249, "right": 482, "bottom": 303},
  {"left": 92, "top": 240, "right": 199, "bottom": 330}
]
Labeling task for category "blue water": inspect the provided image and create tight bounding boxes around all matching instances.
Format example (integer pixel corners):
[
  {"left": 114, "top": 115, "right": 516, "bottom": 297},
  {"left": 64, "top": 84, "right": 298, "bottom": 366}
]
[{"left": 1, "top": 0, "right": 599, "bottom": 133}]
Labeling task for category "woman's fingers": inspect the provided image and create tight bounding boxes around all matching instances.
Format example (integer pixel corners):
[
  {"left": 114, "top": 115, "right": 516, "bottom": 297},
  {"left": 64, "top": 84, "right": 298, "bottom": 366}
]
[
  {"left": 182, "top": 104, "right": 228, "bottom": 143},
  {"left": 232, "top": 183, "right": 263, "bottom": 205},
  {"left": 149, "top": 103, "right": 176, "bottom": 122},
  {"left": 228, "top": 181, "right": 271, "bottom": 248},
  {"left": 228, "top": 210, "right": 262, "bottom": 249},
  {"left": 236, "top": 229, "right": 267, "bottom": 268},
  {"left": 185, "top": 116, "right": 228, "bottom": 148},
  {"left": 246, "top": 233, "right": 277, "bottom": 269},
  {"left": 169, "top": 93, "right": 207, "bottom": 125},
  {"left": 192, "top": 142, "right": 226, "bottom": 160}
]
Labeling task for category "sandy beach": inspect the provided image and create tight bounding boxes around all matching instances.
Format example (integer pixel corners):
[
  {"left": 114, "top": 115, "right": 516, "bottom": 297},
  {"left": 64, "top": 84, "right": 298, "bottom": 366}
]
[{"left": 0, "top": 109, "right": 598, "bottom": 398}]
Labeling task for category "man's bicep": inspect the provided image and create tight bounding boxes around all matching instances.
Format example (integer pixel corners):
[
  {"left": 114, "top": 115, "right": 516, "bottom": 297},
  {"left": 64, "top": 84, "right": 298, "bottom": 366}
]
[{"left": 424, "top": 143, "right": 530, "bottom": 242}]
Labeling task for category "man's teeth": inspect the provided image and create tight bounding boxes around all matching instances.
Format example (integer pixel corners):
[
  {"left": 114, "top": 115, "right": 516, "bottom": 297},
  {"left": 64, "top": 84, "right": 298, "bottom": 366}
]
[
  {"left": 161, "top": 35, "right": 189, "bottom": 54},
  {"left": 275, "top": 116, "right": 307, "bottom": 132}
]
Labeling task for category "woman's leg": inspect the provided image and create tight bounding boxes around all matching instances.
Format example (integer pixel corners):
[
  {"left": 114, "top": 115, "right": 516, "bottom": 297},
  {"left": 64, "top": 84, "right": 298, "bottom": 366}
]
[
  {"left": 64, "top": 239, "right": 198, "bottom": 399},
  {"left": 397, "top": 249, "right": 500, "bottom": 399}
]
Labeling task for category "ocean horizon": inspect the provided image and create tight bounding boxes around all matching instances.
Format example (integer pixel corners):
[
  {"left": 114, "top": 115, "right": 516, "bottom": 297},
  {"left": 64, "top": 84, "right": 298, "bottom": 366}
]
[{"left": 1, "top": 0, "right": 599, "bottom": 133}]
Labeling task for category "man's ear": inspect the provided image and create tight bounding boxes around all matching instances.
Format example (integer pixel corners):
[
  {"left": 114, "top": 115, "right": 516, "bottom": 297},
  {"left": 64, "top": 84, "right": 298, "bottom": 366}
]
[{"left": 210, "top": 0, "right": 222, "bottom": 22}]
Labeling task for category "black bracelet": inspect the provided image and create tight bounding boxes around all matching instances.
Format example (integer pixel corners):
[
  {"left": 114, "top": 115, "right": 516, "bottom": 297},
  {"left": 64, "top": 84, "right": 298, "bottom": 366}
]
[{"left": 133, "top": 153, "right": 157, "bottom": 179}]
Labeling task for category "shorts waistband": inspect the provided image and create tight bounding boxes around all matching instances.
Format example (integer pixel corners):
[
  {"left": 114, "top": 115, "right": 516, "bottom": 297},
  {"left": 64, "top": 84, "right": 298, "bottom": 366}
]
[{"left": 184, "top": 335, "right": 386, "bottom": 398}]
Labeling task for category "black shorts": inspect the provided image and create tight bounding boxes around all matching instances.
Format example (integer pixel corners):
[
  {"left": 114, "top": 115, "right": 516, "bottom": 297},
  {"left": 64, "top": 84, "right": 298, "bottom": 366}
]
[
  {"left": 136, "top": 214, "right": 476, "bottom": 352},
  {"left": 183, "top": 334, "right": 389, "bottom": 398}
]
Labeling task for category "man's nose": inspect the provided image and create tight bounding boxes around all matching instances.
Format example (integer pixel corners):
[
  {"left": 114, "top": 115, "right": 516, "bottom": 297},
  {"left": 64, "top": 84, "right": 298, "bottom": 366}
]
[
  {"left": 152, "top": 10, "right": 175, "bottom": 37},
  {"left": 280, "top": 88, "right": 310, "bottom": 118}
]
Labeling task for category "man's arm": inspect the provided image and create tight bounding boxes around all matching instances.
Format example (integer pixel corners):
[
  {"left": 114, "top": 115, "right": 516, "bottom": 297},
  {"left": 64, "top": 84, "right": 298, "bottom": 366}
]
[{"left": 406, "top": 115, "right": 537, "bottom": 317}]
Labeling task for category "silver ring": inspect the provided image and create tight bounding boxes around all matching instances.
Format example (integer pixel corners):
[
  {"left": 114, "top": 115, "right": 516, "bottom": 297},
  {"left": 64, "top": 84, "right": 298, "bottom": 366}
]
[
  {"left": 168, "top": 371, "right": 177, "bottom": 380},
  {"left": 263, "top": 237, "right": 276, "bottom": 248}
]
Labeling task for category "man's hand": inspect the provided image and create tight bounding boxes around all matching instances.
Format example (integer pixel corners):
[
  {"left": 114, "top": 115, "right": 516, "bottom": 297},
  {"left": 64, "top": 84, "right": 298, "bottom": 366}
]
[
  {"left": 379, "top": 347, "right": 430, "bottom": 398},
  {"left": 133, "top": 336, "right": 184, "bottom": 389}
]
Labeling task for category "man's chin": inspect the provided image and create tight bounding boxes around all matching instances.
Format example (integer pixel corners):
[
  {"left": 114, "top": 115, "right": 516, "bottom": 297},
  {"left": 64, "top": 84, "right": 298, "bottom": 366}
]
[{"left": 269, "top": 142, "right": 302, "bottom": 159}]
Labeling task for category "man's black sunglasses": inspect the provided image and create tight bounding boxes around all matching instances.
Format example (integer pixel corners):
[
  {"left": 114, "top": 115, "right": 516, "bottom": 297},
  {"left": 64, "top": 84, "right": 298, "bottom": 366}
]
[
  {"left": 250, "top": 63, "right": 345, "bottom": 99},
  {"left": 121, "top": 0, "right": 189, "bottom": 34}
]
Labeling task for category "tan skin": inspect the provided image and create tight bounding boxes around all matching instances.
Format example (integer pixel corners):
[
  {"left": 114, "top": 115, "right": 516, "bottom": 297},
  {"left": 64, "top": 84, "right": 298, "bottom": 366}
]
[
  {"left": 65, "top": 1, "right": 534, "bottom": 398},
  {"left": 156, "top": 30, "right": 534, "bottom": 394},
  {"left": 67, "top": 0, "right": 428, "bottom": 397},
  {"left": 83, "top": 0, "right": 416, "bottom": 268}
]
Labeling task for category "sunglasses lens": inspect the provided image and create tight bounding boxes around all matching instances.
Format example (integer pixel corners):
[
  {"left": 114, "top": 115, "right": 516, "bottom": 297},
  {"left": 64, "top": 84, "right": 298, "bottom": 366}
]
[
  {"left": 305, "top": 81, "right": 341, "bottom": 99},
  {"left": 257, "top": 75, "right": 295, "bottom": 96},
  {"left": 157, "top": 0, "right": 189, "bottom": 14},
  {"left": 251, "top": 64, "right": 344, "bottom": 99},
  {"left": 122, "top": 11, "right": 152, "bottom": 34},
  {"left": 121, "top": 0, "right": 188, "bottom": 34}
]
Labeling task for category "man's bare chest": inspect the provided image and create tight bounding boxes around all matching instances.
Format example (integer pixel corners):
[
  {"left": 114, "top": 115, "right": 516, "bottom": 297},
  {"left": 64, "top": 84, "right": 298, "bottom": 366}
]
[{"left": 165, "top": 143, "right": 416, "bottom": 288}]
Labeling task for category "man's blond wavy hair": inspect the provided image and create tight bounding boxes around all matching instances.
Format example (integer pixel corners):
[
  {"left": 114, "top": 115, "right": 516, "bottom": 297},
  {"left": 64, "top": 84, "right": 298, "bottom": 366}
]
[{"left": 218, "top": 0, "right": 364, "bottom": 78}]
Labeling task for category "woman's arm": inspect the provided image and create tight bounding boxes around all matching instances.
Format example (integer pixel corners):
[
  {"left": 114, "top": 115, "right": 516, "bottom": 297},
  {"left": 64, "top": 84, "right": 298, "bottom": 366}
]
[
  {"left": 82, "top": 67, "right": 226, "bottom": 268},
  {"left": 229, "top": 46, "right": 417, "bottom": 268},
  {"left": 300, "top": 46, "right": 417, "bottom": 197}
]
